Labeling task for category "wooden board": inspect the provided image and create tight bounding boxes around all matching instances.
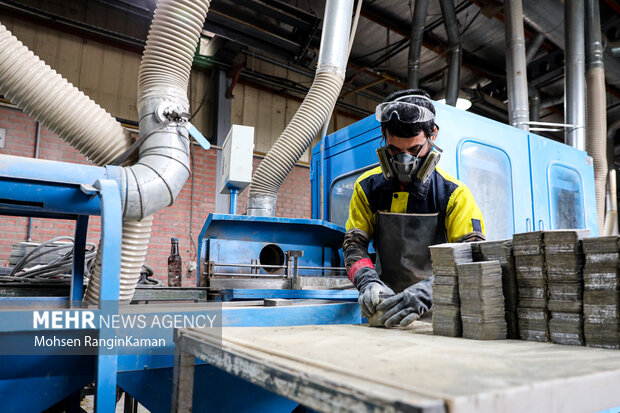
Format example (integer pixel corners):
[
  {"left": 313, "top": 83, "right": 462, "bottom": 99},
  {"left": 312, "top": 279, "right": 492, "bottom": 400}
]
[{"left": 177, "top": 323, "right": 620, "bottom": 413}]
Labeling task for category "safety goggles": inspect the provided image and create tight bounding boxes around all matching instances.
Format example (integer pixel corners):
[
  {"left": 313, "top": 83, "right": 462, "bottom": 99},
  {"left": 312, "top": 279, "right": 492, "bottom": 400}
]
[{"left": 375, "top": 95, "right": 435, "bottom": 124}]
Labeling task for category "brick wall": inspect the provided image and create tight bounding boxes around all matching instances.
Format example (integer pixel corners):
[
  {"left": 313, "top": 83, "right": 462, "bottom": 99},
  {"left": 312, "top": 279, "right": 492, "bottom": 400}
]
[{"left": 0, "top": 105, "right": 313, "bottom": 283}]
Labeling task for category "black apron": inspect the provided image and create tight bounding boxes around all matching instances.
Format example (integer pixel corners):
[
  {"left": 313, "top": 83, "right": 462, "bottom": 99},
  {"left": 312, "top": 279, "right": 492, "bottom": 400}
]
[{"left": 375, "top": 211, "right": 447, "bottom": 293}]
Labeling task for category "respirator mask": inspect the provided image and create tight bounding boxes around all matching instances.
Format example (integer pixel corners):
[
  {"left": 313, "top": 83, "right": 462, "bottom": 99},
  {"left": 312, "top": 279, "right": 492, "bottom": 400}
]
[
  {"left": 377, "top": 138, "right": 442, "bottom": 184},
  {"left": 374, "top": 94, "right": 442, "bottom": 183}
]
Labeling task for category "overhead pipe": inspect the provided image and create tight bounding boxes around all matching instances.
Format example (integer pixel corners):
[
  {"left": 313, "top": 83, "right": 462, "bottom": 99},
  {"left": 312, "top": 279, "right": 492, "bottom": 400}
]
[
  {"left": 564, "top": 0, "right": 586, "bottom": 150},
  {"left": 541, "top": 95, "right": 564, "bottom": 108},
  {"left": 247, "top": 0, "right": 354, "bottom": 216},
  {"left": 585, "top": 0, "right": 608, "bottom": 233},
  {"left": 0, "top": 0, "right": 210, "bottom": 303},
  {"left": 521, "top": 0, "right": 620, "bottom": 89},
  {"left": 528, "top": 85, "right": 540, "bottom": 122},
  {"left": 504, "top": 0, "right": 529, "bottom": 131},
  {"left": 407, "top": 0, "right": 430, "bottom": 89},
  {"left": 438, "top": 0, "right": 461, "bottom": 106},
  {"left": 526, "top": 32, "right": 546, "bottom": 63}
]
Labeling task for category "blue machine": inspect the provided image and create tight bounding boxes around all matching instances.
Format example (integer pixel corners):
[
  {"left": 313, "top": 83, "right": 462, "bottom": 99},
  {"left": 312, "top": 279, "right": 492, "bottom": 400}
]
[
  {"left": 0, "top": 154, "right": 360, "bottom": 412},
  {"left": 196, "top": 213, "right": 355, "bottom": 297},
  {"left": 311, "top": 101, "right": 599, "bottom": 239}
]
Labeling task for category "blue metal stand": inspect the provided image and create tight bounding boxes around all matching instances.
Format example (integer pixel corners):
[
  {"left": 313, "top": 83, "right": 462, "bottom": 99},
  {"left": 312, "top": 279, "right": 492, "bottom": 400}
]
[
  {"left": 229, "top": 187, "right": 239, "bottom": 214},
  {"left": 0, "top": 155, "right": 123, "bottom": 412}
]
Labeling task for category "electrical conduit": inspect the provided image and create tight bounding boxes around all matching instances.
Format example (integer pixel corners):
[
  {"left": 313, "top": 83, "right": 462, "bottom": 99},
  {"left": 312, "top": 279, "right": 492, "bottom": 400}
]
[{"left": 246, "top": 0, "right": 354, "bottom": 216}]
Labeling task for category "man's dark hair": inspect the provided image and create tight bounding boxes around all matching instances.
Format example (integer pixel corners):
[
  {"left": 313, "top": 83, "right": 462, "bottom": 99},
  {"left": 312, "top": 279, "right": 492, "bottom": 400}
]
[{"left": 380, "top": 88, "right": 437, "bottom": 139}]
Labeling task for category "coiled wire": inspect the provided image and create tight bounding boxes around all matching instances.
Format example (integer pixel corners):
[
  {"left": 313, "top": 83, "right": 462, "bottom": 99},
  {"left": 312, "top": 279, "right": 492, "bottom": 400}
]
[{"left": 1, "top": 237, "right": 97, "bottom": 284}]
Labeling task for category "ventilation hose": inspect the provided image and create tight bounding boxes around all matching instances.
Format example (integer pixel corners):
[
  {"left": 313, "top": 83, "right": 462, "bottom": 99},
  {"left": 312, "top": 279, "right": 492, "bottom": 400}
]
[
  {"left": 585, "top": 0, "right": 607, "bottom": 234},
  {"left": 0, "top": 22, "right": 149, "bottom": 304},
  {"left": 86, "top": 0, "right": 210, "bottom": 303},
  {"left": 84, "top": 217, "right": 153, "bottom": 303},
  {"left": 0, "top": 23, "right": 132, "bottom": 165},
  {"left": 0, "top": 0, "right": 209, "bottom": 304},
  {"left": 247, "top": 0, "right": 353, "bottom": 216},
  {"left": 586, "top": 67, "right": 608, "bottom": 233}
]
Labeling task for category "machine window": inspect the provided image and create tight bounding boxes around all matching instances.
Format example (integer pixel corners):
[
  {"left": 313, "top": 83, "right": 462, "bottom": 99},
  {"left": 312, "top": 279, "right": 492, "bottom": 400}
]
[
  {"left": 459, "top": 142, "right": 514, "bottom": 240},
  {"left": 329, "top": 166, "right": 375, "bottom": 227},
  {"left": 548, "top": 164, "right": 586, "bottom": 229}
]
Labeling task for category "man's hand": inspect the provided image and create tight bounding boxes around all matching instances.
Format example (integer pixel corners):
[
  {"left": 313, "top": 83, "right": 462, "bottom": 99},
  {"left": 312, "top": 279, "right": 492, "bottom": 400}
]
[
  {"left": 376, "top": 277, "right": 433, "bottom": 327},
  {"left": 358, "top": 280, "right": 395, "bottom": 318}
]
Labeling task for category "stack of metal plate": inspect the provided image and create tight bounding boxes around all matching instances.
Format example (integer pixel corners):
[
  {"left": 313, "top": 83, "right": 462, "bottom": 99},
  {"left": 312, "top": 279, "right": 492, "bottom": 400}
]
[
  {"left": 514, "top": 231, "right": 549, "bottom": 342},
  {"left": 582, "top": 236, "right": 620, "bottom": 349},
  {"left": 471, "top": 239, "right": 519, "bottom": 339},
  {"left": 456, "top": 261, "right": 507, "bottom": 340},
  {"left": 430, "top": 243, "right": 473, "bottom": 337},
  {"left": 545, "top": 230, "right": 590, "bottom": 346}
]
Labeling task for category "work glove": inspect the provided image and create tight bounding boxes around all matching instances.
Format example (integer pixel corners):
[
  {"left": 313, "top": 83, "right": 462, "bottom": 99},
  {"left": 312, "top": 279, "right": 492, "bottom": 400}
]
[
  {"left": 376, "top": 276, "right": 434, "bottom": 328},
  {"left": 353, "top": 267, "right": 395, "bottom": 318}
]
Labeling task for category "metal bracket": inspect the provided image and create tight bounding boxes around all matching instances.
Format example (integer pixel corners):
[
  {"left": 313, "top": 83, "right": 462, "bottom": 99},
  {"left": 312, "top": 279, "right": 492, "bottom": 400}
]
[
  {"left": 286, "top": 250, "right": 304, "bottom": 289},
  {"left": 515, "top": 120, "right": 584, "bottom": 132}
]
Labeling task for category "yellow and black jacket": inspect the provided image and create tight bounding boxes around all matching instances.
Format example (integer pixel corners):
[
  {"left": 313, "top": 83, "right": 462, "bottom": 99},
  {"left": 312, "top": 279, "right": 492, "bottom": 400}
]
[{"left": 344, "top": 165, "right": 485, "bottom": 277}]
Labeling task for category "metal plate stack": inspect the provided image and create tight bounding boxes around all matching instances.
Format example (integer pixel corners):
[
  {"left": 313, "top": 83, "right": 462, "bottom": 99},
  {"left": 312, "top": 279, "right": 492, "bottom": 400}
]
[
  {"left": 545, "top": 230, "right": 589, "bottom": 345},
  {"left": 456, "top": 261, "right": 507, "bottom": 340},
  {"left": 430, "top": 243, "right": 473, "bottom": 337},
  {"left": 513, "top": 231, "right": 549, "bottom": 342},
  {"left": 582, "top": 236, "right": 620, "bottom": 349},
  {"left": 471, "top": 240, "right": 519, "bottom": 339}
]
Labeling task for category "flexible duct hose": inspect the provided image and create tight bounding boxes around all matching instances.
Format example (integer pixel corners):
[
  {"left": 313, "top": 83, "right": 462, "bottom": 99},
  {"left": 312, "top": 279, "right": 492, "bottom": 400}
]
[
  {"left": 1, "top": 0, "right": 208, "bottom": 304},
  {"left": 84, "top": 216, "right": 153, "bottom": 303},
  {"left": 0, "top": 23, "right": 132, "bottom": 165},
  {"left": 85, "top": 0, "right": 209, "bottom": 304},
  {"left": 124, "top": 0, "right": 210, "bottom": 220},
  {"left": 247, "top": 70, "right": 344, "bottom": 215},
  {"left": 247, "top": 0, "right": 352, "bottom": 216},
  {"left": 586, "top": 67, "right": 608, "bottom": 232},
  {"left": 585, "top": 0, "right": 607, "bottom": 234},
  {"left": 0, "top": 22, "right": 148, "bottom": 305}
]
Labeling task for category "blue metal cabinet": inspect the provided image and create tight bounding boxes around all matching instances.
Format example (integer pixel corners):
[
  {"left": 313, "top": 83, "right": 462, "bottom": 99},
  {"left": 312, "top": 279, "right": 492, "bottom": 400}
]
[
  {"left": 437, "top": 104, "right": 533, "bottom": 240},
  {"left": 528, "top": 133, "right": 598, "bottom": 235}
]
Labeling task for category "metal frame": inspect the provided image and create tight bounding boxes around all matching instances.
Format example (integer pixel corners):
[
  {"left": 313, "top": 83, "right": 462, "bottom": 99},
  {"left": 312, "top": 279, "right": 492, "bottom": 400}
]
[{"left": 0, "top": 157, "right": 122, "bottom": 411}]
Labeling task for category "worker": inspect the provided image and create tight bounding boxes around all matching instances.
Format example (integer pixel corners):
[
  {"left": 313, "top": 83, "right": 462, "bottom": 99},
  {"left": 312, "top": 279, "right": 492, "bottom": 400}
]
[{"left": 344, "top": 89, "right": 485, "bottom": 328}]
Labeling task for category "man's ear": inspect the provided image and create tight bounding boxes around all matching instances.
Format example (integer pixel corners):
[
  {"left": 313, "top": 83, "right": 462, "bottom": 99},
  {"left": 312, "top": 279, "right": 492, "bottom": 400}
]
[{"left": 430, "top": 127, "right": 438, "bottom": 141}]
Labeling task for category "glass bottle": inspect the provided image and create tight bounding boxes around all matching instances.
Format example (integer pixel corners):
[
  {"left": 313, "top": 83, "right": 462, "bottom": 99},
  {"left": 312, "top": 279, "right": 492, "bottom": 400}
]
[{"left": 167, "top": 238, "right": 182, "bottom": 287}]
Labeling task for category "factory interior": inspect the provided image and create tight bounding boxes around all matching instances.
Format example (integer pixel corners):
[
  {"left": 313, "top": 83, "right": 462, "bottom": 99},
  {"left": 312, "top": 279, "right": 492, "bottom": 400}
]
[{"left": 1, "top": 0, "right": 620, "bottom": 411}]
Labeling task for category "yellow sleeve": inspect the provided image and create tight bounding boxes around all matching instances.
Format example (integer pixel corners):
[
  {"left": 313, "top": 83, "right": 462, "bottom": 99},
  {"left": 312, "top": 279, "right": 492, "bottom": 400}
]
[
  {"left": 445, "top": 184, "right": 485, "bottom": 243},
  {"left": 345, "top": 180, "right": 376, "bottom": 238}
]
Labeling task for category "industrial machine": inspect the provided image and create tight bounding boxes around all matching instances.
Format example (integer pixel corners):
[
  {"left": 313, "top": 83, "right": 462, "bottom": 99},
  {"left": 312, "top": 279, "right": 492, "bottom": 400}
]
[{"left": 311, "top": 101, "right": 599, "bottom": 240}]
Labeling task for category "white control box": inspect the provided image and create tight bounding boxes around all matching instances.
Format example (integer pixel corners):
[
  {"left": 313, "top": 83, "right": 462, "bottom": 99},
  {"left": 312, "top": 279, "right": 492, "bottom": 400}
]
[{"left": 219, "top": 125, "right": 255, "bottom": 194}]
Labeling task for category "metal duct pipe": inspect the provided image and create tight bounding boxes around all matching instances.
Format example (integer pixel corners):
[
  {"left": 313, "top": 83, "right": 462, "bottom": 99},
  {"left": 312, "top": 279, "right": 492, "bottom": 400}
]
[
  {"left": 526, "top": 32, "right": 546, "bottom": 63},
  {"left": 438, "top": 0, "right": 461, "bottom": 106},
  {"left": 585, "top": 0, "right": 607, "bottom": 233},
  {"left": 85, "top": 0, "right": 211, "bottom": 303},
  {"left": 610, "top": 41, "right": 620, "bottom": 58},
  {"left": 541, "top": 95, "right": 564, "bottom": 108},
  {"left": 407, "top": 0, "right": 430, "bottom": 89},
  {"left": 247, "top": 0, "right": 353, "bottom": 216},
  {"left": 504, "top": 0, "right": 529, "bottom": 131},
  {"left": 521, "top": 0, "right": 620, "bottom": 89},
  {"left": 564, "top": 0, "right": 586, "bottom": 150},
  {"left": 529, "top": 85, "right": 540, "bottom": 122}
]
